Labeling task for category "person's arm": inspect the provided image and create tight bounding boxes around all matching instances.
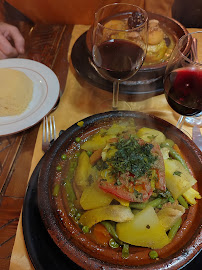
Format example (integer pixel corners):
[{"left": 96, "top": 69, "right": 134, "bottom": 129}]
[{"left": 0, "top": 22, "right": 25, "bottom": 59}]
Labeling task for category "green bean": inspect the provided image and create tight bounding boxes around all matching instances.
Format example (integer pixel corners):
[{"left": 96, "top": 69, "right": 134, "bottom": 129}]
[
  {"left": 130, "top": 198, "right": 167, "bottom": 210},
  {"left": 64, "top": 179, "right": 76, "bottom": 203},
  {"left": 122, "top": 244, "right": 129, "bottom": 259},
  {"left": 149, "top": 250, "right": 159, "bottom": 259},
  {"left": 52, "top": 183, "right": 60, "bottom": 197},
  {"left": 168, "top": 147, "right": 189, "bottom": 171},
  {"left": 109, "top": 238, "right": 119, "bottom": 249},
  {"left": 178, "top": 195, "right": 189, "bottom": 209},
  {"left": 101, "top": 221, "right": 123, "bottom": 245},
  {"left": 82, "top": 225, "right": 90, "bottom": 234},
  {"left": 160, "top": 139, "right": 174, "bottom": 148},
  {"left": 168, "top": 217, "right": 182, "bottom": 240},
  {"left": 86, "top": 150, "right": 93, "bottom": 157}
]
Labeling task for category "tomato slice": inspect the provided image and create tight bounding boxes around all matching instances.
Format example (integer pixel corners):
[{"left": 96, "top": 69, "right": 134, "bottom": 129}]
[{"left": 99, "top": 172, "right": 153, "bottom": 203}]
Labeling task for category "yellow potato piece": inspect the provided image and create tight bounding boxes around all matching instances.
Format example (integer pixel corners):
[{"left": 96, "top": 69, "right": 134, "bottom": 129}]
[
  {"left": 79, "top": 205, "right": 134, "bottom": 228},
  {"left": 80, "top": 183, "right": 113, "bottom": 210},
  {"left": 164, "top": 159, "right": 197, "bottom": 199},
  {"left": 74, "top": 151, "right": 91, "bottom": 193},
  {"left": 81, "top": 134, "right": 112, "bottom": 152},
  {"left": 157, "top": 204, "right": 185, "bottom": 231},
  {"left": 183, "top": 187, "right": 201, "bottom": 205},
  {"left": 116, "top": 206, "right": 170, "bottom": 249},
  {"left": 137, "top": 127, "right": 166, "bottom": 144}
]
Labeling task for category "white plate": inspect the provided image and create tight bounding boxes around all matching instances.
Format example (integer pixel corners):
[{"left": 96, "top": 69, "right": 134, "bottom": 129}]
[{"left": 0, "top": 59, "right": 60, "bottom": 136}]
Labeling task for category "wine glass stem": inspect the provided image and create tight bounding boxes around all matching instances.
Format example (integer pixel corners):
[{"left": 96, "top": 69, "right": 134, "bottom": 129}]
[
  {"left": 176, "top": 115, "right": 186, "bottom": 129},
  {"left": 112, "top": 81, "right": 119, "bottom": 110}
]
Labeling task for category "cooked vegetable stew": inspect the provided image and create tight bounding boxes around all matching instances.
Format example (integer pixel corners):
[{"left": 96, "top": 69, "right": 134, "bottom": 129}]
[{"left": 52, "top": 119, "right": 201, "bottom": 259}]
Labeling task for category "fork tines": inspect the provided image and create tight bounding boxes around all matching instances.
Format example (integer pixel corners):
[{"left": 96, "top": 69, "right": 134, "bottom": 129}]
[{"left": 42, "top": 116, "right": 56, "bottom": 152}]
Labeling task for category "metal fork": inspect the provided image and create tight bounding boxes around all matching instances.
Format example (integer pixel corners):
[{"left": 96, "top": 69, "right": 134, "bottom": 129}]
[{"left": 42, "top": 116, "right": 56, "bottom": 152}]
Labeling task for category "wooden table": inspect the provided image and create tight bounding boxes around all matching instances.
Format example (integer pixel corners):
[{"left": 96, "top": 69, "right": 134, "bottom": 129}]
[{"left": 0, "top": 2, "right": 73, "bottom": 269}]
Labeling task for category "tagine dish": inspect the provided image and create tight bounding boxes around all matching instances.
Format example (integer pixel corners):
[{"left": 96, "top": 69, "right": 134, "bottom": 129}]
[{"left": 38, "top": 112, "right": 202, "bottom": 270}]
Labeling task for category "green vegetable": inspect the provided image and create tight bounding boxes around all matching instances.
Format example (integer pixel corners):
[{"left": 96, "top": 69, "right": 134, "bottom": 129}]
[
  {"left": 75, "top": 137, "right": 81, "bottom": 143},
  {"left": 109, "top": 238, "right": 119, "bottom": 249},
  {"left": 149, "top": 250, "right": 159, "bottom": 259},
  {"left": 56, "top": 165, "right": 62, "bottom": 172},
  {"left": 82, "top": 225, "right": 90, "bottom": 234},
  {"left": 122, "top": 244, "right": 129, "bottom": 259},
  {"left": 168, "top": 147, "right": 189, "bottom": 171},
  {"left": 160, "top": 139, "right": 174, "bottom": 148},
  {"left": 108, "top": 136, "right": 157, "bottom": 179},
  {"left": 61, "top": 154, "right": 67, "bottom": 160},
  {"left": 173, "top": 170, "right": 182, "bottom": 176},
  {"left": 130, "top": 198, "right": 167, "bottom": 210},
  {"left": 168, "top": 217, "right": 182, "bottom": 240},
  {"left": 52, "top": 184, "right": 60, "bottom": 197},
  {"left": 64, "top": 178, "right": 76, "bottom": 203},
  {"left": 178, "top": 195, "right": 189, "bottom": 209},
  {"left": 101, "top": 221, "right": 123, "bottom": 245},
  {"left": 87, "top": 150, "right": 93, "bottom": 157}
]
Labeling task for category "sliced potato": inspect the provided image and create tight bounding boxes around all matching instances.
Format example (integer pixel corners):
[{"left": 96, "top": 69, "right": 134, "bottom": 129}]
[
  {"left": 157, "top": 204, "right": 185, "bottom": 231},
  {"left": 81, "top": 134, "right": 113, "bottom": 152},
  {"left": 80, "top": 183, "right": 113, "bottom": 210},
  {"left": 116, "top": 205, "right": 170, "bottom": 249},
  {"left": 183, "top": 187, "right": 201, "bottom": 205},
  {"left": 164, "top": 159, "right": 197, "bottom": 199},
  {"left": 137, "top": 127, "right": 166, "bottom": 144},
  {"left": 74, "top": 151, "right": 91, "bottom": 193},
  {"left": 79, "top": 205, "right": 134, "bottom": 228}
]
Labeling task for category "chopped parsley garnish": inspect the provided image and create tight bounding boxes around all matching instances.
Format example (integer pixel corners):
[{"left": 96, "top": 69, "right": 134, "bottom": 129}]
[
  {"left": 173, "top": 171, "right": 182, "bottom": 176},
  {"left": 108, "top": 137, "right": 157, "bottom": 179}
]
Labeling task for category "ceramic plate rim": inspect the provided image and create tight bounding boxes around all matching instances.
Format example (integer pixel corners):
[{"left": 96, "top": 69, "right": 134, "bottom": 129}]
[{"left": 0, "top": 58, "right": 60, "bottom": 136}]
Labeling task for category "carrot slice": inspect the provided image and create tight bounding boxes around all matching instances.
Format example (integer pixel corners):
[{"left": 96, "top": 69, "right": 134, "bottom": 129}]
[
  {"left": 89, "top": 148, "right": 103, "bottom": 165},
  {"left": 92, "top": 223, "right": 111, "bottom": 246}
]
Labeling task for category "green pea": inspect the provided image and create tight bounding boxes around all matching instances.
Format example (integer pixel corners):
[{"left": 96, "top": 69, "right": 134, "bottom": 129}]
[
  {"left": 87, "top": 150, "right": 93, "bottom": 157},
  {"left": 56, "top": 165, "right": 62, "bottom": 172},
  {"left": 149, "top": 250, "right": 159, "bottom": 259},
  {"left": 82, "top": 225, "right": 90, "bottom": 234},
  {"left": 69, "top": 206, "right": 77, "bottom": 216},
  {"left": 109, "top": 238, "right": 119, "bottom": 249},
  {"left": 75, "top": 137, "right": 81, "bottom": 143},
  {"left": 61, "top": 154, "right": 67, "bottom": 160}
]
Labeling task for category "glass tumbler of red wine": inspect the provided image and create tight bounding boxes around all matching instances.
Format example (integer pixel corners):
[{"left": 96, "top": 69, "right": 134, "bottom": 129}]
[
  {"left": 92, "top": 3, "right": 148, "bottom": 110},
  {"left": 164, "top": 31, "right": 202, "bottom": 130}
]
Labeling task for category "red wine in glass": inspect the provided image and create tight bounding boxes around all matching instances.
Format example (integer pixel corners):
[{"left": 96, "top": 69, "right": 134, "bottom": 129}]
[
  {"left": 164, "top": 67, "right": 202, "bottom": 116},
  {"left": 93, "top": 39, "right": 145, "bottom": 81}
]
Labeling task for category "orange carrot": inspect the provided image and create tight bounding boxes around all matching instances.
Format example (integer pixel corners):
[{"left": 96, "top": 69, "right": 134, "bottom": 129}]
[
  {"left": 173, "top": 144, "right": 186, "bottom": 160},
  {"left": 92, "top": 223, "right": 111, "bottom": 246},
  {"left": 89, "top": 148, "right": 102, "bottom": 165}
]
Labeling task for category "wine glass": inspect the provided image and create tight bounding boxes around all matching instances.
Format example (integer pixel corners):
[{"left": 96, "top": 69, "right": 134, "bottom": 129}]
[
  {"left": 92, "top": 3, "right": 148, "bottom": 111},
  {"left": 164, "top": 31, "right": 202, "bottom": 130}
]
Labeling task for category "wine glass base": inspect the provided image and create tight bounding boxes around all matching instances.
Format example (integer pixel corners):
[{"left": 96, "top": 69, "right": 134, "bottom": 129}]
[
  {"left": 185, "top": 113, "right": 202, "bottom": 127},
  {"left": 94, "top": 99, "right": 131, "bottom": 113}
]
